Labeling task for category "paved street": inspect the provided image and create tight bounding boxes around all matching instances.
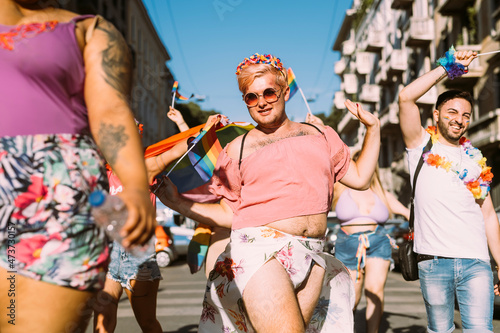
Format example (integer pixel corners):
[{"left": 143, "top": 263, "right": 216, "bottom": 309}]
[{"left": 86, "top": 259, "right": 500, "bottom": 333}]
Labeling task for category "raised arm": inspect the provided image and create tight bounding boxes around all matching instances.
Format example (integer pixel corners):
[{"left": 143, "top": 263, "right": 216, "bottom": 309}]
[
  {"left": 83, "top": 17, "right": 155, "bottom": 247},
  {"left": 339, "top": 99, "right": 380, "bottom": 190},
  {"left": 398, "top": 50, "right": 477, "bottom": 148},
  {"left": 168, "top": 107, "right": 189, "bottom": 132}
]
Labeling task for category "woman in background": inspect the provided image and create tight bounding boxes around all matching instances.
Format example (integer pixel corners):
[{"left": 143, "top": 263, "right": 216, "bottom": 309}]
[{"left": 333, "top": 150, "right": 409, "bottom": 333}]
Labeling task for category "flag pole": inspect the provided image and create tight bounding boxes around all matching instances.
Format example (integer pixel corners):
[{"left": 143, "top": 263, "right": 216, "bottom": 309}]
[
  {"left": 298, "top": 87, "right": 312, "bottom": 115},
  {"left": 171, "top": 91, "right": 176, "bottom": 109},
  {"left": 476, "top": 50, "right": 500, "bottom": 57}
]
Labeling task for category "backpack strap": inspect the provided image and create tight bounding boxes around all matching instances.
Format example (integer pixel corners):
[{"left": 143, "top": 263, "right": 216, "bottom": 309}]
[{"left": 409, "top": 137, "right": 433, "bottom": 234}]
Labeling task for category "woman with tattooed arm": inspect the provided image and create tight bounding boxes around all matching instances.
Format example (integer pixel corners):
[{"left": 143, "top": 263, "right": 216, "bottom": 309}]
[{"left": 0, "top": 1, "right": 155, "bottom": 332}]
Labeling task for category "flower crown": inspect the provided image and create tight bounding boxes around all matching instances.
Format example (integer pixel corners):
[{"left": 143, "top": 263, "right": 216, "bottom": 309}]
[{"left": 235, "top": 53, "right": 284, "bottom": 75}]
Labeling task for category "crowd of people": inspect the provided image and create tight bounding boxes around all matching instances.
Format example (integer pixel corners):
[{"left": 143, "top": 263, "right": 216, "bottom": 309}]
[{"left": 1, "top": 1, "right": 500, "bottom": 333}]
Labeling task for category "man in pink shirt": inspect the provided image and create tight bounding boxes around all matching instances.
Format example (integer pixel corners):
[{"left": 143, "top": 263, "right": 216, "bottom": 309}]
[{"left": 154, "top": 53, "right": 381, "bottom": 332}]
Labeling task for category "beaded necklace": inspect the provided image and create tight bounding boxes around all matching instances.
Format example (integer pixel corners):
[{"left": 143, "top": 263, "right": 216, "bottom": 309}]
[{"left": 422, "top": 126, "right": 493, "bottom": 200}]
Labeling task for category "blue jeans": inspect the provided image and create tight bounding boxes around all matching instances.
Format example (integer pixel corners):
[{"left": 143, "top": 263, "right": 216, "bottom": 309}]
[{"left": 418, "top": 257, "right": 493, "bottom": 333}]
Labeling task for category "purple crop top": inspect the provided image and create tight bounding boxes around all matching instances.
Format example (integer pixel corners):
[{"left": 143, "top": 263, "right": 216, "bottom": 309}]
[
  {"left": 0, "top": 15, "right": 94, "bottom": 137},
  {"left": 335, "top": 189, "right": 389, "bottom": 226}
]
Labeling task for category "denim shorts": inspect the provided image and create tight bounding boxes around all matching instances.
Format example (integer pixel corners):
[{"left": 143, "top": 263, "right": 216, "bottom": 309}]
[
  {"left": 107, "top": 240, "right": 162, "bottom": 291},
  {"left": 334, "top": 225, "right": 394, "bottom": 271}
]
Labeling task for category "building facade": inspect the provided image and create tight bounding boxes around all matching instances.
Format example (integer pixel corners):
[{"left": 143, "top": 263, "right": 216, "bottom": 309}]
[
  {"left": 61, "top": 0, "right": 177, "bottom": 146},
  {"left": 333, "top": 0, "right": 500, "bottom": 209}
]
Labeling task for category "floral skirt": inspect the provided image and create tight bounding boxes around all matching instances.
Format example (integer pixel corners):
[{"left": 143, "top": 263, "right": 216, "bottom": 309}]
[
  {"left": 0, "top": 134, "right": 110, "bottom": 291},
  {"left": 199, "top": 227, "right": 355, "bottom": 332}
]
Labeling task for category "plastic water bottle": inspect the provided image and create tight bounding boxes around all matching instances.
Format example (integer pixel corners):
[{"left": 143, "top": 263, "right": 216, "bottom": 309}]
[{"left": 89, "top": 190, "right": 152, "bottom": 259}]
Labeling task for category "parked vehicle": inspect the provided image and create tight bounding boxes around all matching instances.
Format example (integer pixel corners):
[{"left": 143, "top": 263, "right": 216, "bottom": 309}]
[
  {"left": 155, "top": 225, "right": 178, "bottom": 268},
  {"left": 155, "top": 199, "right": 196, "bottom": 267}
]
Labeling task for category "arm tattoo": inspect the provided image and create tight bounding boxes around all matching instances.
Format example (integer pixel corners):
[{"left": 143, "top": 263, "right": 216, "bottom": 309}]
[
  {"left": 97, "top": 123, "right": 129, "bottom": 165},
  {"left": 95, "top": 21, "right": 132, "bottom": 101}
]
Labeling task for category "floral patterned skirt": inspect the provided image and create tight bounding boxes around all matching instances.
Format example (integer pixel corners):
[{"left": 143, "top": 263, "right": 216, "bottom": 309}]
[
  {"left": 199, "top": 227, "right": 355, "bottom": 332},
  {"left": 0, "top": 134, "right": 110, "bottom": 291}
]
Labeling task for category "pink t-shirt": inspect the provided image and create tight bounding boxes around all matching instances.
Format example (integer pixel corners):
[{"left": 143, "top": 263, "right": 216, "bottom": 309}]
[{"left": 209, "top": 126, "right": 350, "bottom": 230}]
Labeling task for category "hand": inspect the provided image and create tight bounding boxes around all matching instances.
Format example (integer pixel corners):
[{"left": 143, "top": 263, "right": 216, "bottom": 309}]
[
  {"left": 151, "top": 176, "right": 181, "bottom": 209},
  {"left": 454, "top": 50, "right": 477, "bottom": 68},
  {"left": 305, "top": 113, "right": 325, "bottom": 126},
  {"left": 117, "top": 188, "right": 156, "bottom": 248},
  {"left": 344, "top": 99, "right": 380, "bottom": 129},
  {"left": 203, "top": 114, "right": 228, "bottom": 131},
  {"left": 167, "top": 107, "right": 185, "bottom": 124}
]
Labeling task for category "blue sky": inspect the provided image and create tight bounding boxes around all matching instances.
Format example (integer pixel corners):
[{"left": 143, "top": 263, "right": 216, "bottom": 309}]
[{"left": 142, "top": 0, "right": 353, "bottom": 124}]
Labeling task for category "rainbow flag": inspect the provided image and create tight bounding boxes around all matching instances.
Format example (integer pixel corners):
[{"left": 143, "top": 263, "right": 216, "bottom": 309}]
[
  {"left": 172, "top": 81, "right": 179, "bottom": 93},
  {"left": 287, "top": 67, "right": 299, "bottom": 99},
  {"left": 175, "top": 90, "right": 193, "bottom": 101},
  {"left": 163, "top": 122, "right": 254, "bottom": 193},
  {"left": 187, "top": 122, "right": 222, "bottom": 183}
]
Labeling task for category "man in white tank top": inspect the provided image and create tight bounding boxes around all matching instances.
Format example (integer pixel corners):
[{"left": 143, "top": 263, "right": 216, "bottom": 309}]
[{"left": 398, "top": 49, "right": 500, "bottom": 333}]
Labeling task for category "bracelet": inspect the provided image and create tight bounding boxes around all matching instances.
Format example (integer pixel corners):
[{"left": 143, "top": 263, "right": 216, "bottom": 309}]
[{"left": 437, "top": 46, "right": 467, "bottom": 80}]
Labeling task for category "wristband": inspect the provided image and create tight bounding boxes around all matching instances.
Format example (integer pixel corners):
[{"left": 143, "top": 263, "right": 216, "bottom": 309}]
[{"left": 437, "top": 46, "right": 466, "bottom": 80}]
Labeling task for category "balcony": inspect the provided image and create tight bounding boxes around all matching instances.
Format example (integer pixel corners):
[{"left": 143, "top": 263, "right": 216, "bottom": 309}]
[
  {"left": 416, "top": 86, "right": 437, "bottom": 105},
  {"left": 334, "top": 91, "right": 346, "bottom": 110},
  {"left": 342, "top": 40, "right": 356, "bottom": 56},
  {"left": 467, "top": 109, "right": 500, "bottom": 149},
  {"left": 375, "top": 63, "right": 389, "bottom": 85},
  {"left": 391, "top": 0, "right": 413, "bottom": 10},
  {"left": 379, "top": 103, "right": 399, "bottom": 129},
  {"left": 388, "top": 49, "right": 408, "bottom": 73},
  {"left": 356, "top": 52, "right": 373, "bottom": 75},
  {"left": 365, "top": 30, "right": 385, "bottom": 52},
  {"left": 343, "top": 74, "right": 358, "bottom": 94},
  {"left": 334, "top": 58, "right": 346, "bottom": 75},
  {"left": 438, "top": 0, "right": 474, "bottom": 16},
  {"left": 359, "top": 84, "right": 380, "bottom": 103},
  {"left": 406, "top": 18, "right": 434, "bottom": 47}
]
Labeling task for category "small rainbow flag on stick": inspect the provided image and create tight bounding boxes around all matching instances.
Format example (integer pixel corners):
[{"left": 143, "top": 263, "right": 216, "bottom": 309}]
[
  {"left": 175, "top": 91, "right": 193, "bottom": 101},
  {"left": 286, "top": 67, "right": 312, "bottom": 115},
  {"left": 171, "top": 81, "right": 192, "bottom": 107},
  {"left": 287, "top": 68, "right": 299, "bottom": 99}
]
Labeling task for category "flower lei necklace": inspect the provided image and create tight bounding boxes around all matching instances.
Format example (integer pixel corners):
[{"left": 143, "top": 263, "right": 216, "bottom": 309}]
[{"left": 423, "top": 126, "right": 493, "bottom": 200}]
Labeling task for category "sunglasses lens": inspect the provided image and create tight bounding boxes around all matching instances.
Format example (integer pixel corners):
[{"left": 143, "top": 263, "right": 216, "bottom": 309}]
[
  {"left": 263, "top": 89, "right": 278, "bottom": 103},
  {"left": 244, "top": 93, "right": 259, "bottom": 106}
]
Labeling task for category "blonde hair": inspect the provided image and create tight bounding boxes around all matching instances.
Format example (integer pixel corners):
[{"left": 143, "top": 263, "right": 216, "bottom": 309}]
[
  {"left": 237, "top": 63, "right": 288, "bottom": 94},
  {"left": 332, "top": 151, "right": 394, "bottom": 218}
]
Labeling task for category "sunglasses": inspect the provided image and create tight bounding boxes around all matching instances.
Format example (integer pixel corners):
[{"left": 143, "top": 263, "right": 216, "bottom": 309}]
[{"left": 243, "top": 88, "right": 281, "bottom": 107}]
